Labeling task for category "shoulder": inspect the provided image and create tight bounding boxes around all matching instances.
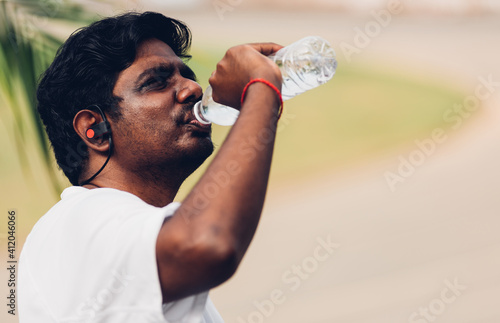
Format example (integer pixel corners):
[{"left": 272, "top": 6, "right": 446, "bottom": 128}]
[
  {"left": 61, "top": 186, "right": 149, "bottom": 208},
  {"left": 50, "top": 186, "right": 179, "bottom": 221},
  {"left": 23, "top": 186, "right": 180, "bottom": 252}
]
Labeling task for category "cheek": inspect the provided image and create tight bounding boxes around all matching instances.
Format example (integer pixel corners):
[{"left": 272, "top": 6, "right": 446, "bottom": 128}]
[
  {"left": 121, "top": 90, "right": 177, "bottom": 118},
  {"left": 132, "top": 120, "right": 179, "bottom": 151},
  {"left": 119, "top": 104, "right": 180, "bottom": 139}
]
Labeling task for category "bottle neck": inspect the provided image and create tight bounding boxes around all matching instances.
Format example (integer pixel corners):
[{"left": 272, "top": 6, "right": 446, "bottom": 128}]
[{"left": 193, "top": 101, "right": 211, "bottom": 124}]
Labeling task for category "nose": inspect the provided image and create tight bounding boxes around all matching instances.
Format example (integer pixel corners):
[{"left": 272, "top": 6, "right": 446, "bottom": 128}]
[{"left": 177, "top": 78, "right": 203, "bottom": 104}]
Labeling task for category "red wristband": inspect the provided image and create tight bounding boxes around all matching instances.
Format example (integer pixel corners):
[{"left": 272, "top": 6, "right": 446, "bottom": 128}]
[{"left": 241, "top": 78, "right": 284, "bottom": 120}]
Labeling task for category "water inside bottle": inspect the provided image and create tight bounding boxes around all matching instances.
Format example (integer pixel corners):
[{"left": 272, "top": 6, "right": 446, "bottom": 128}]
[
  {"left": 271, "top": 37, "right": 337, "bottom": 100},
  {"left": 201, "top": 101, "right": 239, "bottom": 126}
]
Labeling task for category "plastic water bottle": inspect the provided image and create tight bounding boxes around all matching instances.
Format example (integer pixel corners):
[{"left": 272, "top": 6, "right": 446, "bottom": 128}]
[{"left": 193, "top": 36, "right": 337, "bottom": 126}]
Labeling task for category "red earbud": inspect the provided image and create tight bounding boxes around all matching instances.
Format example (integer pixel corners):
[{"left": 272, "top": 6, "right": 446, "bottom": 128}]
[
  {"left": 86, "top": 128, "right": 95, "bottom": 139},
  {"left": 86, "top": 121, "right": 110, "bottom": 139}
]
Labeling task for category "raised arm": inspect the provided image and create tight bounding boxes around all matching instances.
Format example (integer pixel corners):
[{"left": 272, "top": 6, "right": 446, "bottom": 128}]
[{"left": 156, "top": 43, "right": 283, "bottom": 302}]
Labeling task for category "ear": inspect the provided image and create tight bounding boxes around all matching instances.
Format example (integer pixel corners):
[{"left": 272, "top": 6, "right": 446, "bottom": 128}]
[{"left": 73, "top": 109, "right": 111, "bottom": 153}]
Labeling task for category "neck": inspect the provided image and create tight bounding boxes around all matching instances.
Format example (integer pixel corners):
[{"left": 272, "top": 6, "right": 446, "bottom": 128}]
[{"left": 81, "top": 160, "right": 194, "bottom": 207}]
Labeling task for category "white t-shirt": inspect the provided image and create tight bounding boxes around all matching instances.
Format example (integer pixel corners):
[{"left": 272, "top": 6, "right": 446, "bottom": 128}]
[{"left": 19, "top": 186, "right": 225, "bottom": 323}]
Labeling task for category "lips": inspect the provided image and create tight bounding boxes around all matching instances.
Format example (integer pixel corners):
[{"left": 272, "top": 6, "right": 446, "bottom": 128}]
[
  {"left": 183, "top": 102, "right": 211, "bottom": 132},
  {"left": 188, "top": 119, "right": 211, "bottom": 130}
]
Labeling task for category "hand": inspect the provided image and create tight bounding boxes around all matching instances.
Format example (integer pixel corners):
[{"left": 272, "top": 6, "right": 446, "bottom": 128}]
[{"left": 209, "top": 42, "right": 283, "bottom": 109}]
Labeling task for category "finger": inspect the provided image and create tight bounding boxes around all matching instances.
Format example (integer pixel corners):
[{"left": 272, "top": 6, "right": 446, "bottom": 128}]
[
  {"left": 247, "top": 42, "right": 284, "bottom": 56},
  {"left": 208, "top": 70, "right": 216, "bottom": 85}
]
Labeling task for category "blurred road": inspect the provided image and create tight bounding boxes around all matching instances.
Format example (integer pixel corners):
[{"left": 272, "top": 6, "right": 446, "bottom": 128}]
[{"left": 192, "top": 12, "right": 500, "bottom": 323}]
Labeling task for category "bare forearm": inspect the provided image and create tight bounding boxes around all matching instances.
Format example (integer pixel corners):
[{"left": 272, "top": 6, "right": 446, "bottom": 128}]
[
  {"left": 193, "top": 83, "right": 279, "bottom": 253},
  {"left": 176, "top": 83, "right": 280, "bottom": 259}
]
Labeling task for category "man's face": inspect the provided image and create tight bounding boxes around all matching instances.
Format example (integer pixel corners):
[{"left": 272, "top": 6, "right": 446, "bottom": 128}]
[{"left": 110, "top": 38, "right": 213, "bottom": 174}]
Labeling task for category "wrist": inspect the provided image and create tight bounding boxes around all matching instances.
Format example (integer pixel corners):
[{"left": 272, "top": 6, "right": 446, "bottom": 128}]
[{"left": 241, "top": 79, "right": 283, "bottom": 119}]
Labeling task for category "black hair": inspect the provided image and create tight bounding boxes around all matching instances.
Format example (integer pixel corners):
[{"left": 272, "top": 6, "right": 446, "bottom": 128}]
[{"left": 36, "top": 11, "right": 192, "bottom": 185}]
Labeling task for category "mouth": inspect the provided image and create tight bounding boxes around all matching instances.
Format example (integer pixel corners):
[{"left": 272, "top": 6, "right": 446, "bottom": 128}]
[
  {"left": 184, "top": 104, "right": 212, "bottom": 133},
  {"left": 187, "top": 119, "right": 212, "bottom": 132}
]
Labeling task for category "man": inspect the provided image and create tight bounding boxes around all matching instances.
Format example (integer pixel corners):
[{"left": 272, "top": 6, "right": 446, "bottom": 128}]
[{"left": 19, "top": 11, "right": 283, "bottom": 323}]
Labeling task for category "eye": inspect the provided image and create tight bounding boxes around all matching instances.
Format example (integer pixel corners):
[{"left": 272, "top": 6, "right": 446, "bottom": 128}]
[{"left": 141, "top": 75, "right": 168, "bottom": 91}]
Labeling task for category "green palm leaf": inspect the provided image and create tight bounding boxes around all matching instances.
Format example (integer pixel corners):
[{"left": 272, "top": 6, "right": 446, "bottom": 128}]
[{"left": 0, "top": 0, "right": 93, "bottom": 196}]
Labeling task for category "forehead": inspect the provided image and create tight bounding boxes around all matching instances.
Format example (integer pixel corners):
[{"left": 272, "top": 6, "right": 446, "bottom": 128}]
[{"left": 135, "top": 38, "right": 178, "bottom": 62}]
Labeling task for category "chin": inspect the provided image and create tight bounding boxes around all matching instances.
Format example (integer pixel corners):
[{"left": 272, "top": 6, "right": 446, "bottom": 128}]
[
  {"left": 197, "top": 138, "right": 215, "bottom": 161},
  {"left": 182, "top": 138, "right": 214, "bottom": 171}
]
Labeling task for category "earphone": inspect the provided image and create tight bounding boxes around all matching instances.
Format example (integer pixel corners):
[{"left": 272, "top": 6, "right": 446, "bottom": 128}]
[
  {"left": 79, "top": 105, "right": 113, "bottom": 186},
  {"left": 86, "top": 120, "right": 111, "bottom": 139}
]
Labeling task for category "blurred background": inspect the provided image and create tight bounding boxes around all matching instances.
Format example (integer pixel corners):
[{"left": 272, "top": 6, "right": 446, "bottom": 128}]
[{"left": 1, "top": 0, "right": 500, "bottom": 322}]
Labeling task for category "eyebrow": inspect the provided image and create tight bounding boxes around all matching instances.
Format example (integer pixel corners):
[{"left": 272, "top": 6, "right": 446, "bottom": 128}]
[{"left": 179, "top": 64, "right": 197, "bottom": 82}]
